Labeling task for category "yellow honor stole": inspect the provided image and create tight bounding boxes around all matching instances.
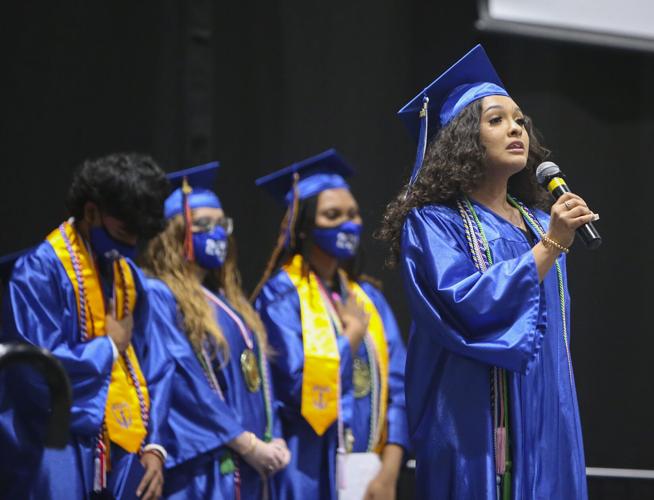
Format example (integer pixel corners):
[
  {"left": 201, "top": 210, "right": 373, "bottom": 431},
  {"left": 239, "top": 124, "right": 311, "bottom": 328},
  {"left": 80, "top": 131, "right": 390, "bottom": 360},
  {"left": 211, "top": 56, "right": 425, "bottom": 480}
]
[
  {"left": 283, "top": 254, "right": 341, "bottom": 436},
  {"left": 47, "top": 221, "right": 150, "bottom": 454},
  {"left": 283, "top": 254, "right": 390, "bottom": 451}
]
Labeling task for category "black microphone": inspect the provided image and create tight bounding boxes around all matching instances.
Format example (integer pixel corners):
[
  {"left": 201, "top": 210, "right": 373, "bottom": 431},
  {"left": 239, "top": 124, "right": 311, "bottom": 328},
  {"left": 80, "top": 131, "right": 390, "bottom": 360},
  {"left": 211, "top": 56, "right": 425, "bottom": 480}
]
[{"left": 535, "top": 161, "right": 602, "bottom": 250}]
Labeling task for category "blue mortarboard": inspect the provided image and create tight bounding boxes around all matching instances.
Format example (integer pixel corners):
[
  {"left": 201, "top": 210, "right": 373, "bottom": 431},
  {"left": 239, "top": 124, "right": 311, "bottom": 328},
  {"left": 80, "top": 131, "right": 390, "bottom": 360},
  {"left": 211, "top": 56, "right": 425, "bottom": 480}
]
[
  {"left": 0, "top": 247, "right": 32, "bottom": 284},
  {"left": 164, "top": 162, "right": 222, "bottom": 219},
  {"left": 255, "top": 149, "right": 354, "bottom": 206},
  {"left": 398, "top": 45, "right": 508, "bottom": 185}
]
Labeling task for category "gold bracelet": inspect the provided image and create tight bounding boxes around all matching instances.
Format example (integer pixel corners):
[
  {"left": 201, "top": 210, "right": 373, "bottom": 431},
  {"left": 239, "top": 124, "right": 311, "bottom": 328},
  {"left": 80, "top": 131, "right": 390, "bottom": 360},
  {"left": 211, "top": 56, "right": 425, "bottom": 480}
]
[
  {"left": 541, "top": 235, "right": 569, "bottom": 254},
  {"left": 242, "top": 432, "right": 258, "bottom": 456},
  {"left": 142, "top": 449, "right": 165, "bottom": 466}
]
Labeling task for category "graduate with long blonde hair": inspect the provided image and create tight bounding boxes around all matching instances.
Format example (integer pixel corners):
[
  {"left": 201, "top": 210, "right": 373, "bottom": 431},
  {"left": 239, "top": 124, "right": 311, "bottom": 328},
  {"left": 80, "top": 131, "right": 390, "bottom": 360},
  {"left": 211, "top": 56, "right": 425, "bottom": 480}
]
[{"left": 141, "top": 163, "right": 290, "bottom": 499}]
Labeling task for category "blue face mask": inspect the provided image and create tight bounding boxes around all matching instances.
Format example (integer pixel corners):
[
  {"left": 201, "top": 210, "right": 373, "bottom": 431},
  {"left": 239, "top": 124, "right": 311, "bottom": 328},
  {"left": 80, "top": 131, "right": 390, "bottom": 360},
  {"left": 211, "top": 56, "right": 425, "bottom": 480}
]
[
  {"left": 311, "top": 221, "right": 362, "bottom": 260},
  {"left": 89, "top": 225, "right": 137, "bottom": 262},
  {"left": 193, "top": 226, "right": 228, "bottom": 269}
]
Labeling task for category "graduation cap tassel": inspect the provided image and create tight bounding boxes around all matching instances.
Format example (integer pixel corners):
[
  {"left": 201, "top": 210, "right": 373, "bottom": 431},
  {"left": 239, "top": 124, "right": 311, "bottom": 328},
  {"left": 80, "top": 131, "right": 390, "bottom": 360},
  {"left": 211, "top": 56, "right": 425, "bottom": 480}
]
[
  {"left": 408, "top": 95, "right": 430, "bottom": 186},
  {"left": 182, "top": 177, "right": 195, "bottom": 262},
  {"left": 249, "top": 173, "right": 301, "bottom": 303},
  {"left": 287, "top": 172, "right": 300, "bottom": 248}
]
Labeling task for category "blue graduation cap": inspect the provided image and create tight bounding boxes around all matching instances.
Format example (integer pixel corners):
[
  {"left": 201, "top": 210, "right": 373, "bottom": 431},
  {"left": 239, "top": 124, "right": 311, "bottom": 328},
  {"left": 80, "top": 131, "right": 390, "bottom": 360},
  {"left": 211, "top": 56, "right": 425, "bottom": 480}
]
[
  {"left": 255, "top": 149, "right": 354, "bottom": 206},
  {"left": 398, "top": 45, "right": 508, "bottom": 185},
  {"left": 164, "top": 162, "right": 221, "bottom": 220},
  {"left": 0, "top": 247, "right": 33, "bottom": 285}
]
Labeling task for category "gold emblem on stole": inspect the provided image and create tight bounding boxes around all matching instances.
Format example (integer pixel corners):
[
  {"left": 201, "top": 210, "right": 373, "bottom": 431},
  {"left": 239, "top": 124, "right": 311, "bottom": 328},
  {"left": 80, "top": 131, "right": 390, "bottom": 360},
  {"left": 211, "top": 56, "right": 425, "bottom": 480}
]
[
  {"left": 111, "top": 402, "right": 133, "bottom": 429},
  {"left": 312, "top": 385, "right": 332, "bottom": 409}
]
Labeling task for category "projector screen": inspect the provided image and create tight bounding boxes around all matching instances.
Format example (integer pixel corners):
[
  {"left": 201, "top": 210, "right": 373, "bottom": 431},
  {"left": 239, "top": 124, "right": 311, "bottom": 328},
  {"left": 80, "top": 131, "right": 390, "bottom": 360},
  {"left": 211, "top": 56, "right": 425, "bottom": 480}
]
[{"left": 477, "top": 0, "right": 654, "bottom": 51}]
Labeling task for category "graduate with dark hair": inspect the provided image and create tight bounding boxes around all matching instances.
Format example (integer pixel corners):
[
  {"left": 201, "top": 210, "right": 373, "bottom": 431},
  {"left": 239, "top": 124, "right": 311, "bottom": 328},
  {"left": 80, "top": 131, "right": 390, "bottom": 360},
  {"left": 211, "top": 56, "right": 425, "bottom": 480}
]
[
  {"left": 254, "top": 150, "right": 409, "bottom": 500},
  {"left": 0, "top": 153, "right": 172, "bottom": 499},
  {"left": 378, "top": 45, "right": 596, "bottom": 499},
  {"left": 140, "top": 162, "right": 290, "bottom": 499}
]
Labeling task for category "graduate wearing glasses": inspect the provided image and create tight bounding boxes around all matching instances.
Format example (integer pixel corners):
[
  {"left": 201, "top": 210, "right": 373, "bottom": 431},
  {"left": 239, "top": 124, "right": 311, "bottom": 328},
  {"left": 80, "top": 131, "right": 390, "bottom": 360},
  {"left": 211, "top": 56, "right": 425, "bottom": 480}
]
[{"left": 141, "top": 163, "right": 290, "bottom": 499}]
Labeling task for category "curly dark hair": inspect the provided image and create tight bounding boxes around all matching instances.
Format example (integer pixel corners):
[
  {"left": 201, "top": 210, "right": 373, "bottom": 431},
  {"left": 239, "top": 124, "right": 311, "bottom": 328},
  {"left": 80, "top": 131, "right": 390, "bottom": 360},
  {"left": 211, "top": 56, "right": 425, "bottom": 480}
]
[
  {"left": 376, "top": 100, "right": 551, "bottom": 267},
  {"left": 66, "top": 153, "right": 170, "bottom": 239}
]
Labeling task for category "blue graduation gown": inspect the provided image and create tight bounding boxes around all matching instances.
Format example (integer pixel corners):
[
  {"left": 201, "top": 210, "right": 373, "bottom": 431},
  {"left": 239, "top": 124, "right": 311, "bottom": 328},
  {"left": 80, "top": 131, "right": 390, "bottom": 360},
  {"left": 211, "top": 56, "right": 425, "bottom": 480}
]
[
  {"left": 147, "top": 278, "right": 283, "bottom": 500},
  {"left": 255, "top": 269, "right": 354, "bottom": 500},
  {"left": 209, "top": 289, "right": 284, "bottom": 500},
  {"left": 401, "top": 202, "right": 587, "bottom": 499},
  {"left": 0, "top": 240, "right": 171, "bottom": 500},
  {"left": 145, "top": 278, "right": 241, "bottom": 500},
  {"left": 350, "top": 283, "right": 410, "bottom": 454}
]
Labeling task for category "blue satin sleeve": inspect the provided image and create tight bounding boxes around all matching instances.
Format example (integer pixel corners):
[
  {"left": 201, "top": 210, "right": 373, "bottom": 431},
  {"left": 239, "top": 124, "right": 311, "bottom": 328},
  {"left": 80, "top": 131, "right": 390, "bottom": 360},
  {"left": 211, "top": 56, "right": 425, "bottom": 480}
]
[
  {"left": 359, "top": 283, "right": 410, "bottom": 451},
  {"left": 255, "top": 271, "right": 353, "bottom": 427},
  {"left": 130, "top": 264, "right": 174, "bottom": 449},
  {"left": 336, "top": 335, "right": 353, "bottom": 430},
  {"left": 145, "top": 278, "right": 244, "bottom": 467},
  {"left": 1, "top": 244, "right": 114, "bottom": 436},
  {"left": 401, "top": 206, "right": 545, "bottom": 374}
]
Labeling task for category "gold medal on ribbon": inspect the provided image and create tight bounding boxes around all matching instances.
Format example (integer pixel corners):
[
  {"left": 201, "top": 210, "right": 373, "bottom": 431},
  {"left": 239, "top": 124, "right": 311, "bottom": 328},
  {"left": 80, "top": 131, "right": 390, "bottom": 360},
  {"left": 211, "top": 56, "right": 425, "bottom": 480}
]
[
  {"left": 240, "top": 349, "right": 261, "bottom": 392},
  {"left": 353, "top": 357, "right": 372, "bottom": 398}
]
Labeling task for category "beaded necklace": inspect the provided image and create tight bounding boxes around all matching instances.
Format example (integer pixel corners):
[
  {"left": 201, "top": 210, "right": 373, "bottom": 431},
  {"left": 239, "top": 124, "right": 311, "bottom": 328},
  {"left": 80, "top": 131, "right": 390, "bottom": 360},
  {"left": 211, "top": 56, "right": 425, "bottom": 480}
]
[
  {"left": 456, "top": 197, "right": 571, "bottom": 500},
  {"left": 363, "top": 335, "right": 381, "bottom": 452},
  {"left": 508, "top": 197, "right": 573, "bottom": 386}
]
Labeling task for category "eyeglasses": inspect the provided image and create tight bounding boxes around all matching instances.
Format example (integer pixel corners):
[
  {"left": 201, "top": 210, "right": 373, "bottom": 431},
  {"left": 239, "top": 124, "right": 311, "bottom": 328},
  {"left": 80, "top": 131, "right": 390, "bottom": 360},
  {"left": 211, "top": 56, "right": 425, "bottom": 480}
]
[{"left": 191, "top": 216, "right": 234, "bottom": 236}]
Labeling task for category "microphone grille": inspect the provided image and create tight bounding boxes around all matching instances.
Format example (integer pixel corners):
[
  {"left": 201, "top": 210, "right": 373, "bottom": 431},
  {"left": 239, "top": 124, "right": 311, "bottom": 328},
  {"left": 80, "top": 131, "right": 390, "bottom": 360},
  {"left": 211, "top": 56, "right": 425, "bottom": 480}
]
[{"left": 535, "top": 161, "right": 561, "bottom": 186}]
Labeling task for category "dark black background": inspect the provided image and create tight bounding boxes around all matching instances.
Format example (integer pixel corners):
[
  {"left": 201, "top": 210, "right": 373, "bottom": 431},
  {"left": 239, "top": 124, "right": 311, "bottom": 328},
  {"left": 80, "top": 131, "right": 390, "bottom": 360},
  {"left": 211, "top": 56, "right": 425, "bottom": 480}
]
[{"left": 1, "top": 2, "right": 652, "bottom": 498}]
